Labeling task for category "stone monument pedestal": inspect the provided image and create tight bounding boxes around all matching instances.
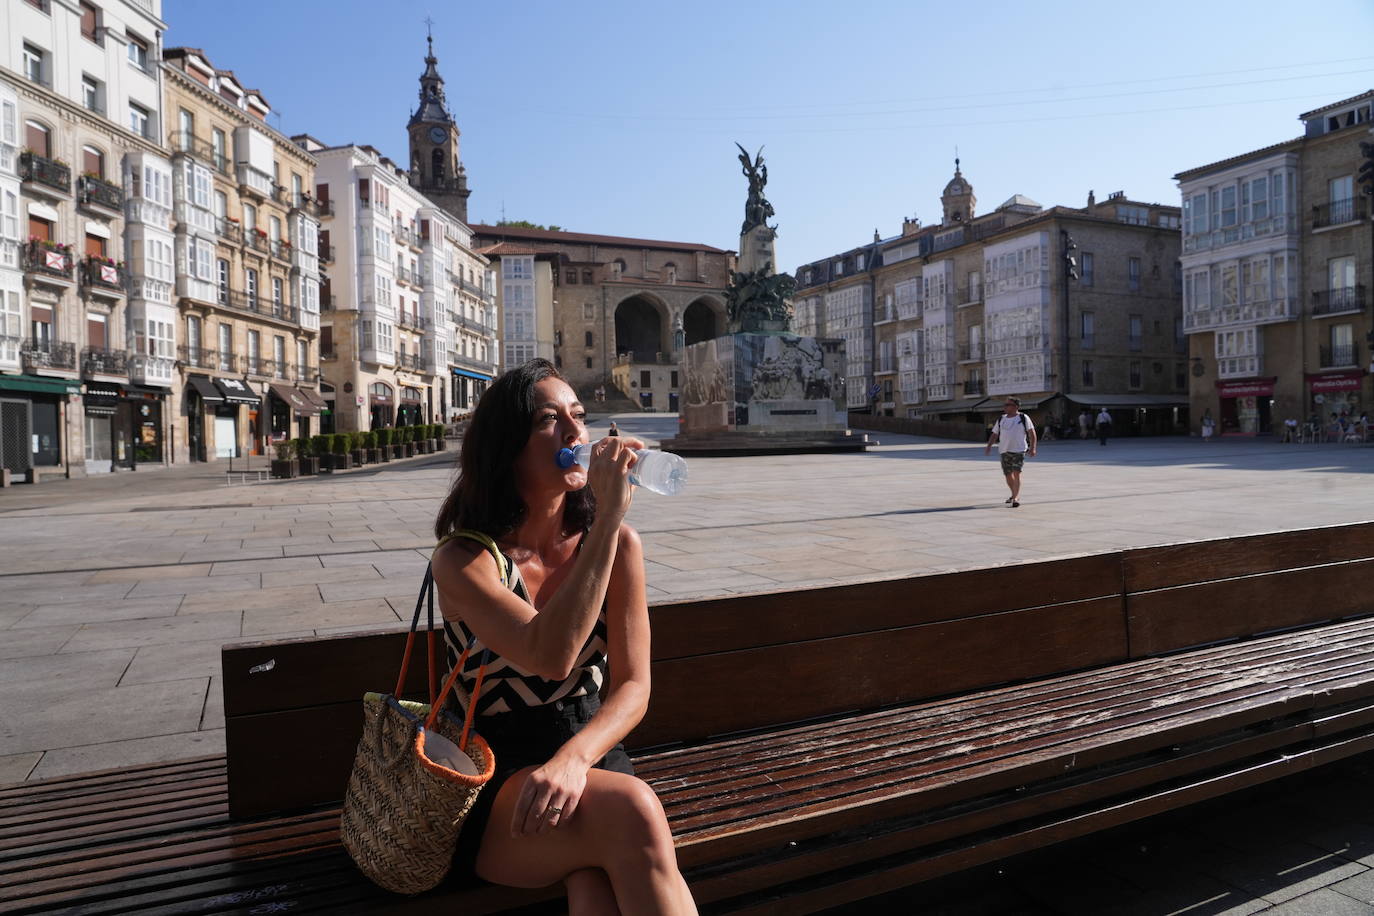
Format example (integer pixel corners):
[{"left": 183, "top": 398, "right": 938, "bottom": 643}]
[{"left": 660, "top": 332, "right": 870, "bottom": 456}]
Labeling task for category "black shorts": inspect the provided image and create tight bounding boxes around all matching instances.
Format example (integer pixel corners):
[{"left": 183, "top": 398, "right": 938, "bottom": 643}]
[{"left": 449, "top": 692, "right": 634, "bottom": 884}]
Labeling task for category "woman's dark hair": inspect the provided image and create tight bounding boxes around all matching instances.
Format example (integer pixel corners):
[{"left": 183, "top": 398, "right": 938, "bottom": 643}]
[{"left": 434, "top": 358, "right": 594, "bottom": 540}]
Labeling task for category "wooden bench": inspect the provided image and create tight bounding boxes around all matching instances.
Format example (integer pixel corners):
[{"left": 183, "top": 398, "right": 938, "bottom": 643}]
[{"left": 5, "top": 521, "right": 1374, "bottom": 914}]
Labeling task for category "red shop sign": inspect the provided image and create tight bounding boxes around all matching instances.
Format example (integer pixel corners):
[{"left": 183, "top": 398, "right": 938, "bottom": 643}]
[
  {"left": 1215, "top": 377, "right": 1276, "bottom": 398},
  {"left": 1306, "top": 370, "right": 1365, "bottom": 393}
]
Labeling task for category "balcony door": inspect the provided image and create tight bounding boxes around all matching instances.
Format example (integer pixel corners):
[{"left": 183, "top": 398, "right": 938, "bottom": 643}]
[
  {"left": 1329, "top": 257, "right": 1356, "bottom": 306},
  {"left": 30, "top": 304, "right": 51, "bottom": 350},
  {"left": 24, "top": 120, "right": 49, "bottom": 157}
]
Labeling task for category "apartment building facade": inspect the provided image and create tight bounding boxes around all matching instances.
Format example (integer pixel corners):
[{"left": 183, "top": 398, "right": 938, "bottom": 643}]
[
  {"left": 1177, "top": 91, "right": 1373, "bottom": 436},
  {"left": 801, "top": 165, "right": 1187, "bottom": 434},
  {"left": 1, "top": 0, "right": 171, "bottom": 479},
  {"left": 162, "top": 48, "right": 321, "bottom": 462},
  {"left": 306, "top": 140, "right": 493, "bottom": 431}
]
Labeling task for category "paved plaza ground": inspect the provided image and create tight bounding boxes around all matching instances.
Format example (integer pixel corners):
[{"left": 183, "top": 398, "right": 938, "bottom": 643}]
[{"left": 2, "top": 416, "right": 1373, "bottom": 912}]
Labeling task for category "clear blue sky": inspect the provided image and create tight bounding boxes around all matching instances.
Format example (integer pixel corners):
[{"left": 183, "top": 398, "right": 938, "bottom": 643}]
[{"left": 166, "top": 0, "right": 1374, "bottom": 270}]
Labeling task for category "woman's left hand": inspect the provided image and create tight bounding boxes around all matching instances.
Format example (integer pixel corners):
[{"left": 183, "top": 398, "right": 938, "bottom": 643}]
[{"left": 512, "top": 753, "right": 590, "bottom": 836}]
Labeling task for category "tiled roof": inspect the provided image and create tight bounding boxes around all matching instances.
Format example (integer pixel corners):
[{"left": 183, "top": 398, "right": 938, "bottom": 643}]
[
  {"left": 1173, "top": 137, "right": 1302, "bottom": 181},
  {"left": 1299, "top": 90, "right": 1374, "bottom": 120},
  {"left": 470, "top": 224, "right": 728, "bottom": 254}
]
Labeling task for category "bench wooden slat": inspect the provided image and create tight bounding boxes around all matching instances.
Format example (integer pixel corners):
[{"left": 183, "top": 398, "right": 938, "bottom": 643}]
[
  {"left": 1128, "top": 556, "right": 1374, "bottom": 655},
  {"left": 648, "top": 553, "right": 1122, "bottom": 660},
  {"left": 1123, "top": 521, "right": 1374, "bottom": 592},
  {"left": 0, "top": 758, "right": 224, "bottom": 808},
  {"left": 637, "top": 596, "right": 1128, "bottom": 748}
]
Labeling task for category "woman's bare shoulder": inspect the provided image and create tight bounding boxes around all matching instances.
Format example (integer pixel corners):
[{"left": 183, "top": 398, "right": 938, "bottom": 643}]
[{"left": 433, "top": 536, "right": 500, "bottom": 583}]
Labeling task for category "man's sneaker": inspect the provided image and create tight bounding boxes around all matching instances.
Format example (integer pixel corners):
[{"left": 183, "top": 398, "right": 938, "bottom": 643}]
[
  {"left": 1005, "top": 496, "right": 1014, "bottom": 505},
  {"left": 1011, "top": 501, "right": 1021, "bottom": 508}
]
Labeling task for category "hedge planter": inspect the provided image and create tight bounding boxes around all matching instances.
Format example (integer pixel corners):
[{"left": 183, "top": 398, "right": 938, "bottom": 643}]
[
  {"left": 317, "top": 455, "right": 334, "bottom": 474},
  {"left": 299, "top": 457, "right": 320, "bottom": 476},
  {"left": 271, "top": 459, "right": 298, "bottom": 479},
  {"left": 378, "top": 446, "right": 391, "bottom": 462},
  {"left": 391, "top": 445, "right": 404, "bottom": 460},
  {"left": 331, "top": 453, "right": 352, "bottom": 471},
  {"left": 368, "top": 448, "right": 383, "bottom": 463},
  {"left": 435, "top": 437, "right": 447, "bottom": 451},
  {"left": 351, "top": 449, "right": 366, "bottom": 466}
]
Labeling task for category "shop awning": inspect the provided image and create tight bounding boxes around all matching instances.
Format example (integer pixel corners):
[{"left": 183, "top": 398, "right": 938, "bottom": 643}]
[
  {"left": 268, "top": 382, "right": 320, "bottom": 415},
  {"left": 186, "top": 376, "right": 224, "bottom": 403},
  {"left": 451, "top": 367, "right": 492, "bottom": 382},
  {"left": 215, "top": 377, "right": 261, "bottom": 406},
  {"left": 299, "top": 386, "right": 328, "bottom": 412},
  {"left": 921, "top": 396, "right": 990, "bottom": 415},
  {"left": 0, "top": 374, "right": 81, "bottom": 396},
  {"left": 1068, "top": 394, "right": 1190, "bottom": 408}
]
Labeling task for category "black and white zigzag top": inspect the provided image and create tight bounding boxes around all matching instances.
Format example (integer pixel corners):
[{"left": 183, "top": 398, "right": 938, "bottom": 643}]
[{"left": 443, "top": 545, "right": 608, "bottom": 716}]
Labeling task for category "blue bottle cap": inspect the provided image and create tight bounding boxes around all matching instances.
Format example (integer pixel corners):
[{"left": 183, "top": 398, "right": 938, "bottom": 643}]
[{"left": 556, "top": 447, "right": 576, "bottom": 469}]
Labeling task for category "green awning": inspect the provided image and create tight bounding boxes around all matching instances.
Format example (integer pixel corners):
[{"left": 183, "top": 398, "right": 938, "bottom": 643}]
[{"left": 0, "top": 374, "right": 81, "bottom": 396}]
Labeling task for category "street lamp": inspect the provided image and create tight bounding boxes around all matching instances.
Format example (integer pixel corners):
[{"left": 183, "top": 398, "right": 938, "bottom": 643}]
[{"left": 1060, "top": 229, "right": 1078, "bottom": 397}]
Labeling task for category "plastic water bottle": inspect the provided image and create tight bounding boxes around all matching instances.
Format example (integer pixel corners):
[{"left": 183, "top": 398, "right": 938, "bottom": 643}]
[{"left": 556, "top": 441, "right": 689, "bottom": 496}]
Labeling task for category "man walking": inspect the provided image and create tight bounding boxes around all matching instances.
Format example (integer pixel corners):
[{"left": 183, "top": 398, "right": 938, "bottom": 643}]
[
  {"left": 1096, "top": 407, "right": 1113, "bottom": 445},
  {"left": 985, "top": 397, "right": 1037, "bottom": 508}
]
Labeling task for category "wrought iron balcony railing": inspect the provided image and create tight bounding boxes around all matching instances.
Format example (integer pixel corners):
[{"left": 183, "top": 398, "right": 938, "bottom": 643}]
[
  {"left": 179, "top": 345, "right": 237, "bottom": 372},
  {"left": 244, "top": 357, "right": 286, "bottom": 378},
  {"left": 21, "top": 338, "right": 77, "bottom": 371},
  {"left": 1320, "top": 343, "right": 1360, "bottom": 369},
  {"left": 82, "top": 346, "right": 129, "bottom": 376},
  {"left": 80, "top": 256, "right": 126, "bottom": 293},
  {"left": 957, "top": 344, "right": 984, "bottom": 362},
  {"left": 77, "top": 175, "right": 123, "bottom": 211},
  {"left": 166, "top": 131, "right": 230, "bottom": 174},
  {"left": 1312, "top": 198, "right": 1366, "bottom": 230},
  {"left": 318, "top": 242, "right": 334, "bottom": 263},
  {"left": 1312, "top": 285, "right": 1365, "bottom": 316},
  {"left": 962, "top": 379, "right": 985, "bottom": 396},
  {"left": 19, "top": 151, "right": 71, "bottom": 194},
  {"left": 221, "top": 289, "right": 300, "bottom": 324},
  {"left": 216, "top": 217, "right": 244, "bottom": 244},
  {"left": 22, "top": 240, "right": 74, "bottom": 281}
]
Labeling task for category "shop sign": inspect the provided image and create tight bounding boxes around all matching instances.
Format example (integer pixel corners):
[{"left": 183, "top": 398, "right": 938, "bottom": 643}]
[
  {"left": 1306, "top": 371, "right": 1364, "bottom": 393},
  {"left": 1215, "top": 378, "right": 1276, "bottom": 397}
]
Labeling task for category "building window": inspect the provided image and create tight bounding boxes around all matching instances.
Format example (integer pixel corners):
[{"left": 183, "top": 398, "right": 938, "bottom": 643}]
[
  {"left": 1080, "top": 311, "right": 1094, "bottom": 348},
  {"left": 82, "top": 145, "right": 104, "bottom": 178},
  {"left": 1175, "top": 363, "right": 1186, "bottom": 390},
  {"left": 1081, "top": 360, "right": 1094, "bottom": 387},
  {"left": 586, "top": 357, "right": 593, "bottom": 369},
  {"left": 639, "top": 370, "right": 651, "bottom": 388},
  {"left": 566, "top": 270, "right": 578, "bottom": 284},
  {"left": 671, "top": 371, "right": 679, "bottom": 388},
  {"left": 129, "top": 102, "right": 150, "bottom": 138},
  {"left": 1127, "top": 257, "right": 1140, "bottom": 292},
  {"left": 584, "top": 331, "right": 594, "bottom": 348},
  {"left": 22, "top": 44, "right": 46, "bottom": 86},
  {"left": 1129, "top": 314, "right": 1143, "bottom": 351},
  {"left": 272, "top": 277, "right": 283, "bottom": 307},
  {"left": 583, "top": 302, "right": 595, "bottom": 320},
  {"left": 127, "top": 34, "right": 149, "bottom": 71},
  {"left": 245, "top": 268, "right": 258, "bottom": 307},
  {"left": 1081, "top": 252, "right": 1094, "bottom": 286},
  {"left": 1330, "top": 176, "right": 1355, "bottom": 224},
  {"left": 81, "top": 75, "right": 103, "bottom": 113},
  {"left": 211, "top": 128, "right": 226, "bottom": 170},
  {"left": 582, "top": 269, "right": 593, "bottom": 284},
  {"left": 1129, "top": 361, "right": 1142, "bottom": 389}
]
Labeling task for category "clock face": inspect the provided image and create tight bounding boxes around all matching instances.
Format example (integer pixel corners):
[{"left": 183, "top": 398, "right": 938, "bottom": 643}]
[{"left": 428, "top": 127, "right": 447, "bottom": 144}]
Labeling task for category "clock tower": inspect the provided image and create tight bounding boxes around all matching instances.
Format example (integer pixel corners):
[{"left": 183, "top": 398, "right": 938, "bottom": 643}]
[{"left": 407, "top": 33, "right": 470, "bottom": 223}]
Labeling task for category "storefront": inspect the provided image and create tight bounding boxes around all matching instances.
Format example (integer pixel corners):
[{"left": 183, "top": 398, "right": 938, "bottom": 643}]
[
  {"left": 1307, "top": 370, "right": 1365, "bottom": 425},
  {"left": 451, "top": 368, "right": 491, "bottom": 417},
  {"left": 82, "top": 383, "right": 121, "bottom": 473},
  {"left": 397, "top": 386, "right": 424, "bottom": 426},
  {"left": 213, "top": 377, "right": 261, "bottom": 459},
  {"left": 0, "top": 374, "right": 81, "bottom": 477},
  {"left": 121, "top": 385, "right": 167, "bottom": 467},
  {"left": 268, "top": 382, "right": 324, "bottom": 442},
  {"left": 368, "top": 382, "right": 394, "bottom": 429},
  {"left": 184, "top": 376, "right": 224, "bottom": 462},
  {"left": 1215, "top": 378, "right": 1275, "bottom": 435},
  {"left": 315, "top": 384, "right": 335, "bottom": 435}
]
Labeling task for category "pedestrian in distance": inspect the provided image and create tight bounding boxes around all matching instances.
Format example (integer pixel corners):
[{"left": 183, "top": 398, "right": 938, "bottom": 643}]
[
  {"left": 985, "top": 396, "right": 1037, "bottom": 508},
  {"left": 1096, "top": 407, "right": 1113, "bottom": 446},
  {"left": 607, "top": 421, "right": 620, "bottom": 438},
  {"left": 1078, "top": 409, "right": 1092, "bottom": 440},
  {"left": 1201, "top": 410, "right": 1216, "bottom": 443},
  {"left": 430, "top": 359, "right": 697, "bottom": 914}
]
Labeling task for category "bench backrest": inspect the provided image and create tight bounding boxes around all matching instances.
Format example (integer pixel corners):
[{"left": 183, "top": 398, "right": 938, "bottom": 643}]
[{"left": 223, "top": 520, "right": 1374, "bottom": 818}]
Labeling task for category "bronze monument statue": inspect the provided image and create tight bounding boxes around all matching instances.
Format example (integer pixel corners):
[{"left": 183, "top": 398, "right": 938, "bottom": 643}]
[{"left": 727, "top": 143, "right": 795, "bottom": 334}]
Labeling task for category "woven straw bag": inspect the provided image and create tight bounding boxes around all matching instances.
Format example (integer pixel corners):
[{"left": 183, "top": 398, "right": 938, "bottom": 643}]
[{"left": 339, "top": 531, "right": 508, "bottom": 894}]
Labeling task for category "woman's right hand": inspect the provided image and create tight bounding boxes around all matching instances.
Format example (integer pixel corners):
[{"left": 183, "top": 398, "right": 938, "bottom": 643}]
[{"left": 587, "top": 437, "right": 635, "bottom": 520}]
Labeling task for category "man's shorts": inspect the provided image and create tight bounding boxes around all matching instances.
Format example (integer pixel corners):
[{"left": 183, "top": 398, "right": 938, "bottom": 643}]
[{"left": 1000, "top": 451, "right": 1025, "bottom": 474}]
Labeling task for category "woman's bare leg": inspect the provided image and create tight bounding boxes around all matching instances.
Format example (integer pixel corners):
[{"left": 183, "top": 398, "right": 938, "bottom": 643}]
[
  {"left": 476, "top": 768, "right": 696, "bottom": 915},
  {"left": 566, "top": 868, "right": 620, "bottom": 916}
]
